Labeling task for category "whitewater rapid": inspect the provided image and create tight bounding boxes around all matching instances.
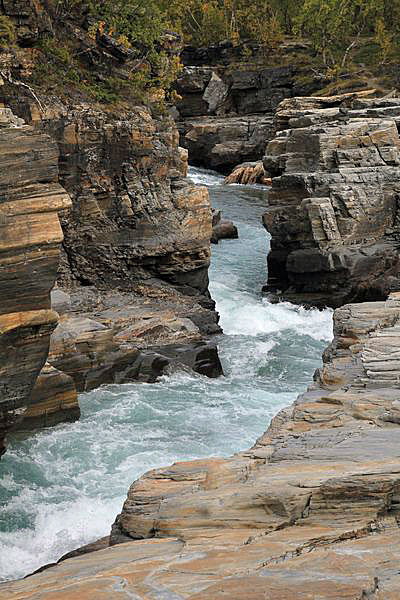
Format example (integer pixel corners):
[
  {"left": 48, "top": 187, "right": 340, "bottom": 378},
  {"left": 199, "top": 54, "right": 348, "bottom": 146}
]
[{"left": 0, "top": 167, "right": 333, "bottom": 581}]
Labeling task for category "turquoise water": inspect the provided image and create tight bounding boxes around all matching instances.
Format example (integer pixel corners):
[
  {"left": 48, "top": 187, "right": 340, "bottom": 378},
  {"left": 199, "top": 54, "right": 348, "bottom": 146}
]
[{"left": 0, "top": 167, "right": 333, "bottom": 581}]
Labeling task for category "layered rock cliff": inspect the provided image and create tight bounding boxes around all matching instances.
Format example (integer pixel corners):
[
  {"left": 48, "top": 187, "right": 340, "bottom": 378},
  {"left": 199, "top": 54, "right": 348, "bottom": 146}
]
[
  {"left": 0, "top": 101, "right": 221, "bottom": 438},
  {"left": 4, "top": 293, "right": 400, "bottom": 597},
  {"left": 263, "top": 93, "right": 400, "bottom": 308},
  {"left": 0, "top": 106, "right": 77, "bottom": 454},
  {"left": 0, "top": 1, "right": 222, "bottom": 449},
  {"left": 176, "top": 44, "right": 320, "bottom": 171}
]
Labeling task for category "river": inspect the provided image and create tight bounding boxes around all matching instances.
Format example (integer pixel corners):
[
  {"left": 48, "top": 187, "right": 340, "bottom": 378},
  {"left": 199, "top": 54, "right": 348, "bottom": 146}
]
[{"left": 0, "top": 167, "right": 333, "bottom": 581}]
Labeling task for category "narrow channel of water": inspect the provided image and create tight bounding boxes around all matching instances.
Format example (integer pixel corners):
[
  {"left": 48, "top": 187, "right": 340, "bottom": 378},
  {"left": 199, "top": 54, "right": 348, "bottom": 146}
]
[{"left": 0, "top": 167, "right": 333, "bottom": 581}]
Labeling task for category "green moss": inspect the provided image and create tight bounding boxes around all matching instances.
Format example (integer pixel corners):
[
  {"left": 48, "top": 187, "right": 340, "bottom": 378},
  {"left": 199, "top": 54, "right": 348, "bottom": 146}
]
[{"left": 0, "top": 15, "right": 16, "bottom": 49}]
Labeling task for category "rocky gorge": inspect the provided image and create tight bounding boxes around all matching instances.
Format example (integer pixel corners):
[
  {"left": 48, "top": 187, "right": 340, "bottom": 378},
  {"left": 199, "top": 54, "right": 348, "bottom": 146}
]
[
  {"left": 3, "top": 2, "right": 400, "bottom": 598},
  {"left": 0, "top": 98, "right": 223, "bottom": 453},
  {"left": 3, "top": 290, "right": 400, "bottom": 596}
]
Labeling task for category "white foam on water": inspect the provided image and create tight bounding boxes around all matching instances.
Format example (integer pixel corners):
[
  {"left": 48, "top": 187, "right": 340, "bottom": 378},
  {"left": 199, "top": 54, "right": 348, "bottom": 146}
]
[
  {"left": 188, "top": 165, "right": 224, "bottom": 187},
  {"left": 0, "top": 495, "right": 121, "bottom": 582},
  {"left": 210, "top": 271, "right": 333, "bottom": 342}
]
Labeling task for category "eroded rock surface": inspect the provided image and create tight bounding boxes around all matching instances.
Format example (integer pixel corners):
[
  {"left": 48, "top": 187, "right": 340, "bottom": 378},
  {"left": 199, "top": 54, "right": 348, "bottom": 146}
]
[
  {"left": 263, "top": 93, "right": 400, "bottom": 307},
  {"left": 1, "top": 97, "right": 222, "bottom": 392},
  {"left": 5, "top": 294, "right": 400, "bottom": 597},
  {"left": 176, "top": 56, "right": 319, "bottom": 170},
  {"left": 0, "top": 106, "right": 75, "bottom": 455}
]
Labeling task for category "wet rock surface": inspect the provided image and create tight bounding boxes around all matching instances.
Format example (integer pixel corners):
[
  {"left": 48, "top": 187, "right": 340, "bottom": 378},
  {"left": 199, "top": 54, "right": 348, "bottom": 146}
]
[
  {"left": 211, "top": 210, "right": 238, "bottom": 244},
  {"left": 5, "top": 293, "right": 400, "bottom": 597},
  {"left": 263, "top": 93, "right": 400, "bottom": 308},
  {"left": 47, "top": 286, "right": 222, "bottom": 391}
]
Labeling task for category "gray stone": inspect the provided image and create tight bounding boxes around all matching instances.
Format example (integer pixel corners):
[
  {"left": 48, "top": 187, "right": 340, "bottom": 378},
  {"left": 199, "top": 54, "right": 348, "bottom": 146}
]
[{"left": 263, "top": 93, "right": 400, "bottom": 307}]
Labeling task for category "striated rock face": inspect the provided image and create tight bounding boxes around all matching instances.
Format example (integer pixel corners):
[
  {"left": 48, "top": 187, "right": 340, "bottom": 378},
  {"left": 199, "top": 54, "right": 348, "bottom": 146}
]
[
  {"left": 5, "top": 294, "right": 400, "bottom": 597},
  {"left": 46, "top": 287, "right": 222, "bottom": 392},
  {"left": 0, "top": 0, "right": 224, "bottom": 441},
  {"left": 21, "top": 104, "right": 213, "bottom": 295},
  {"left": 175, "top": 56, "right": 320, "bottom": 170},
  {"left": 1, "top": 97, "right": 222, "bottom": 393},
  {"left": 263, "top": 93, "right": 400, "bottom": 307},
  {"left": 0, "top": 106, "right": 75, "bottom": 454},
  {"left": 47, "top": 104, "right": 221, "bottom": 386},
  {"left": 14, "top": 364, "right": 80, "bottom": 432}
]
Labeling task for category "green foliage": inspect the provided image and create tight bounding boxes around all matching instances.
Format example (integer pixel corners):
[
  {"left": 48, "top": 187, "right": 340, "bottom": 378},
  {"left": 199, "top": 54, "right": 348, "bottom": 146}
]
[
  {"left": 25, "top": 0, "right": 400, "bottom": 103},
  {"left": 88, "top": 0, "right": 182, "bottom": 99},
  {"left": 0, "top": 15, "right": 16, "bottom": 49},
  {"left": 89, "top": 0, "right": 165, "bottom": 49},
  {"left": 295, "top": 0, "right": 400, "bottom": 69},
  {"left": 161, "top": 0, "right": 290, "bottom": 49}
]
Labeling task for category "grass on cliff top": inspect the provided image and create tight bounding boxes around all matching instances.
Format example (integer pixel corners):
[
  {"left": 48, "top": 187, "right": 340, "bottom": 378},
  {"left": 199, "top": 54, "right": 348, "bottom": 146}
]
[
  {"left": 27, "top": 27, "right": 399, "bottom": 109},
  {"left": 29, "top": 36, "right": 149, "bottom": 107}
]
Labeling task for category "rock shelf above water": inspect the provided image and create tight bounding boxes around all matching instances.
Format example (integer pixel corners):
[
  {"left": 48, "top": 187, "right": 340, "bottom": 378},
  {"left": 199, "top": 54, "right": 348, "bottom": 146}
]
[{"left": 4, "top": 293, "right": 400, "bottom": 597}]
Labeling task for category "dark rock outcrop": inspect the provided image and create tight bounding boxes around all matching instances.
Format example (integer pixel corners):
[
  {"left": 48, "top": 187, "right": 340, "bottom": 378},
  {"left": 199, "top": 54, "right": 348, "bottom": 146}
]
[
  {"left": 175, "top": 53, "right": 320, "bottom": 170},
  {"left": 211, "top": 210, "right": 238, "bottom": 244},
  {"left": 263, "top": 93, "right": 400, "bottom": 308},
  {"left": 179, "top": 113, "right": 274, "bottom": 172}
]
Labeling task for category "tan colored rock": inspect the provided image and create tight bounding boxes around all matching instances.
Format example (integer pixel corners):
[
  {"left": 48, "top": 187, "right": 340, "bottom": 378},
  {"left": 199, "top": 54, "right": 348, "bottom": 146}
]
[
  {"left": 225, "top": 161, "right": 271, "bottom": 185},
  {"left": 14, "top": 363, "right": 79, "bottom": 431},
  {"left": 0, "top": 109, "right": 71, "bottom": 454},
  {"left": 5, "top": 295, "right": 400, "bottom": 596}
]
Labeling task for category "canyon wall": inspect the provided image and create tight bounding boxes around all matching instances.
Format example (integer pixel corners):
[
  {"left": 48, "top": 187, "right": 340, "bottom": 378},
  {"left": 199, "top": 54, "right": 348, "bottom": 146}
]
[
  {"left": 0, "top": 106, "right": 76, "bottom": 455},
  {"left": 263, "top": 94, "right": 400, "bottom": 307},
  {"left": 175, "top": 43, "right": 319, "bottom": 171},
  {"left": 0, "top": 97, "right": 222, "bottom": 447},
  {"left": 0, "top": 1, "right": 222, "bottom": 451}
]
